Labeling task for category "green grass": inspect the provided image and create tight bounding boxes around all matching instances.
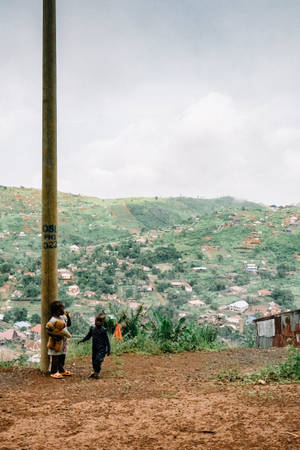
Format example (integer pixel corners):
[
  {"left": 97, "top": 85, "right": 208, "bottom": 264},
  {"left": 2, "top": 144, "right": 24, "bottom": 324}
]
[{"left": 217, "top": 346, "right": 300, "bottom": 384}]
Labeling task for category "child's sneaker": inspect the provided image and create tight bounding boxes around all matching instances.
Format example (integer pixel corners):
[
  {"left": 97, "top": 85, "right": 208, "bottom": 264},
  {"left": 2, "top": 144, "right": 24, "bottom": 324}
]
[{"left": 88, "top": 372, "right": 96, "bottom": 378}]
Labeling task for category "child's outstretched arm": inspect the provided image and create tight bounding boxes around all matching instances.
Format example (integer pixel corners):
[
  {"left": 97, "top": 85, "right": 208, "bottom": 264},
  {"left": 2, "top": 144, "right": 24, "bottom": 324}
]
[
  {"left": 78, "top": 326, "right": 93, "bottom": 344},
  {"left": 105, "top": 329, "right": 111, "bottom": 355}
]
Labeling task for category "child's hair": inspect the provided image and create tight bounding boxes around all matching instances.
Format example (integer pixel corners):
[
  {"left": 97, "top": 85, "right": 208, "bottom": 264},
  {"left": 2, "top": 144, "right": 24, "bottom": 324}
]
[
  {"left": 50, "top": 301, "right": 65, "bottom": 317},
  {"left": 95, "top": 311, "right": 106, "bottom": 326}
]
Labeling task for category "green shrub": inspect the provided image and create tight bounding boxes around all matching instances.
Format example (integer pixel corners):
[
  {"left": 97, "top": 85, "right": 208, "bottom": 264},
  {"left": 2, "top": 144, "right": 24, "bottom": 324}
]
[{"left": 218, "top": 346, "right": 300, "bottom": 384}]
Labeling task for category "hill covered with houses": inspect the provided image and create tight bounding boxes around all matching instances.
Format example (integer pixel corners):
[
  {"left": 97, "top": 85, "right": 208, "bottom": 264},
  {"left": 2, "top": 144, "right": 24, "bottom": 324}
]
[{"left": 1, "top": 185, "right": 300, "bottom": 360}]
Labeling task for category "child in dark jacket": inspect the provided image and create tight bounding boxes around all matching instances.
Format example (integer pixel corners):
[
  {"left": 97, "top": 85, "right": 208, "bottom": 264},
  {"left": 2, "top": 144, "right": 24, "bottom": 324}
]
[{"left": 78, "top": 312, "right": 111, "bottom": 379}]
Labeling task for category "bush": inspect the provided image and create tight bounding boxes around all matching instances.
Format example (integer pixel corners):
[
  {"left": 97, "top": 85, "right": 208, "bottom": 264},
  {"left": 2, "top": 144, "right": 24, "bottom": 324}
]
[
  {"left": 3, "top": 307, "right": 28, "bottom": 323},
  {"left": 218, "top": 346, "right": 300, "bottom": 384},
  {"left": 271, "top": 288, "right": 295, "bottom": 310}
]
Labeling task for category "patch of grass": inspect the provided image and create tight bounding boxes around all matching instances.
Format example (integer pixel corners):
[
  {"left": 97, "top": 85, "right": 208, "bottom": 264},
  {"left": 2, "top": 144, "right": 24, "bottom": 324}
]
[
  {"left": 217, "top": 346, "right": 300, "bottom": 384},
  {"left": 0, "top": 354, "right": 29, "bottom": 368},
  {"left": 66, "top": 339, "right": 91, "bottom": 361}
]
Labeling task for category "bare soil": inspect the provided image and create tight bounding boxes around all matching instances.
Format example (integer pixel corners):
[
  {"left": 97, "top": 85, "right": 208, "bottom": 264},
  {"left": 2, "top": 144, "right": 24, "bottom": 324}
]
[{"left": 1, "top": 347, "right": 300, "bottom": 450}]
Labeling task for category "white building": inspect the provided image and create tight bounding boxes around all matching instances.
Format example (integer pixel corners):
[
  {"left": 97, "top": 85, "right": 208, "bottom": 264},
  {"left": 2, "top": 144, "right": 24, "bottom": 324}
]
[
  {"left": 185, "top": 283, "right": 193, "bottom": 293},
  {"left": 58, "top": 268, "right": 72, "bottom": 280},
  {"left": 69, "top": 244, "right": 80, "bottom": 253},
  {"left": 245, "top": 263, "right": 257, "bottom": 272},
  {"left": 228, "top": 300, "right": 249, "bottom": 314}
]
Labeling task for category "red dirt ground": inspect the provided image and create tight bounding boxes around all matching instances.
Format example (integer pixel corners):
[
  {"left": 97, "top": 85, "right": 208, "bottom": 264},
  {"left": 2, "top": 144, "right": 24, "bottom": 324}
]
[{"left": 1, "top": 347, "right": 300, "bottom": 449}]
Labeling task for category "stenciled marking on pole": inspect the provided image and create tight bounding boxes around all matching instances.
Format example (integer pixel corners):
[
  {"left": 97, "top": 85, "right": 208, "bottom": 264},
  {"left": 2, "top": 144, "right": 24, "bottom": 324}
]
[{"left": 42, "top": 224, "right": 57, "bottom": 249}]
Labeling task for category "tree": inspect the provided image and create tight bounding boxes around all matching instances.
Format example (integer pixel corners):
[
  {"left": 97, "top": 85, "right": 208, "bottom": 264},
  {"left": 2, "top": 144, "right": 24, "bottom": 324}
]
[
  {"left": 69, "top": 312, "right": 89, "bottom": 335},
  {"left": 4, "top": 307, "right": 28, "bottom": 323},
  {"left": 271, "top": 288, "right": 295, "bottom": 310},
  {"left": 0, "top": 274, "right": 9, "bottom": 286},
  {"left": 30, "top": 313, "right": 41, "bottom": 325}
]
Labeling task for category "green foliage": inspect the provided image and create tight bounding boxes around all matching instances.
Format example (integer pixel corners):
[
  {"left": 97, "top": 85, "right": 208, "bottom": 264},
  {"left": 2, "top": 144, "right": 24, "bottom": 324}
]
[
  {"left": 153, "top": 245, "right": 180, "bottom": 262},
  {"left": 237, "top": 323, "right": 256, "bottom": 347},
  {"left": 271, "top": 288, "right": 295, "bottom": 310},
  {"left": 67, "top": 339, "right": 91, "bottom": 360},
  {"left": 69, "top": 312, "right": 90, "bottom": 336},
  {"left": 30, "top": 313, "right": 41, "bottom": 326},
  {"left": 218, "top": 346, "right": 300, "bottom": 384},
  {"left": 3, "top": 307, "right": 28, "bottom": 323},
  {"left": 0, "top": 273, "right": 9, "bottom": 286},
  {"left": 157, "top": 281, "right": 171, "bottom": 292},
  {"left": 0, "top": 354, "right": 29, "bottom": 369},
  {"left": 117, "top": 305, "right": 144, "bottom": 339},
  {"left": 209, "top": 279, "right": 226, "bottom": 292}
]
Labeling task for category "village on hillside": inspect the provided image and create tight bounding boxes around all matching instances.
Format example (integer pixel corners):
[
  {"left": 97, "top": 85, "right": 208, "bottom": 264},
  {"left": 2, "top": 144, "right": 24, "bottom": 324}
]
[{"left": 1, "top": 187, "right": 300, "bottom": 362}]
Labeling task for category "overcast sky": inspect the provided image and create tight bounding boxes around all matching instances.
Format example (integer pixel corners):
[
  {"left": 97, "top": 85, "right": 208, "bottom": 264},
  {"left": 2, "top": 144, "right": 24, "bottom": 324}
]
[{"left": 1, "top": 0, "right": 300, "bottom": 204}]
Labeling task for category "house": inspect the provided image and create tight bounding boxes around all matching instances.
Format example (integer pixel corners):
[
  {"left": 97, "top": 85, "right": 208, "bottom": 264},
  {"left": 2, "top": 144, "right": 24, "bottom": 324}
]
[
  {"left": 185, "top": 284, "right": 193, "bottom": 293},
  {"left": 258, "top": 289, "right": 271, "bottom": 297},
  {"left": 226, "top": 317, "right": 240, "bottom": 325},
  {"left": 58, "top": 269, "right": 73, "bottom": 280},
  {"left": 30, "top": 324, "right": 41, "bottom": 341},
  {"left": 249, "top": 305, "right": 269, "bottom": 316},
  {"left": 24, "top": 272, "right": 35, "bottom": 278},
  {"left": 0, "top": 329, "right": 25, "bottom": 343},
  {"left": 69, "top": 244, "right": 80, "bottom": 253},
  {"left": 229, "top": 286, "right": 247, "bottom": 294},
  {"left": 67, "top": 285, "right": 80, "bottom": 296},
  {"left": 228, "top": 300, "right": 249, "bottom": 314},
  {"left": 192, "top": 267, "right": 207, "bottom": 271},
  {"left": 142, "top": 285, "right": 153, "bottom": 292},
  {"left": 84, "top": 290, "right": 96, "bottom": 298},
  {"left": 289, "top": 216, "right": 298, "bottom": 225},
  {"left": 86, "top": 245, "right": 95, "bottom": 254},
  {"left": 198, "top": 313, "right": 224, "bottom": 325},
  {"left": 26, "top": 340, "right": 40, "bottom": 352},
  {"left": 188, "top": 299, "right": 205, "bottom": 307},
  {"left": 14, "top": 321, "right": 31, "bottom": 330},
  {"left": 245, "top": 263, "right": 257, "bottom": 272},
  {"left": 268, "top": 302, "right": 281, "bottom": 315},
  {"left": 136, "top": 237, "right": 147, "bottom": 244},
  {"left": 171, "top": 281, "right": 185, "bottom": 287},
  {"left": 254, "top": 309, "right": 300, "bottom": 348},
  {"left": 129, "top": 302, "right": 140, "bottom": 310}
]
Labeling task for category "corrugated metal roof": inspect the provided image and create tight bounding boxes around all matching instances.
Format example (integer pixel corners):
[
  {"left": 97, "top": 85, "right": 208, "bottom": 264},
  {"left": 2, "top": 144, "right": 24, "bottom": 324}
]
[{"left": 254, "top": 308, "right": 300, "bottom": 323}]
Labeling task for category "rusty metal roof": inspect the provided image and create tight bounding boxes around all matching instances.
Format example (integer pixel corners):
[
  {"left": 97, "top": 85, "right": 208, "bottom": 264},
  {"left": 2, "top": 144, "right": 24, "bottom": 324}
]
[{"left": 253, "top": 308, "right": 300, "bottom": 323}]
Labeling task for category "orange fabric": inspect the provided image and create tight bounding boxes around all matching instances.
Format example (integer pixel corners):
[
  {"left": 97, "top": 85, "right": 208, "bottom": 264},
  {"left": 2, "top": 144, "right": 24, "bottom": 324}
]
[{"left": 113, "top": 323, "right": 123, "bottom": 342}]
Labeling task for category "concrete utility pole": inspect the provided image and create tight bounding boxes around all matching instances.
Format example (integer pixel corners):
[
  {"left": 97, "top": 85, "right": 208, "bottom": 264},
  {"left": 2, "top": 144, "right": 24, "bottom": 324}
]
[{"left": 41, "top": 0, "right": 57, "bottom": 373}]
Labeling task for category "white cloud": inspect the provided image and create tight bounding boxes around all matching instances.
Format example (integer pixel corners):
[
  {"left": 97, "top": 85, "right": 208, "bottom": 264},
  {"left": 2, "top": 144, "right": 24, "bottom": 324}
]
[{"left": 57, "top": 91, "right": 300, "bottom": 203}]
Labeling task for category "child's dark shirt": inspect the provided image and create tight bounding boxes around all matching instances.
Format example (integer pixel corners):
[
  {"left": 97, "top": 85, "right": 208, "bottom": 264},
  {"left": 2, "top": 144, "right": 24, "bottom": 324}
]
[{"left": 82, "top": 325, "right": 111, "bottom": 355}]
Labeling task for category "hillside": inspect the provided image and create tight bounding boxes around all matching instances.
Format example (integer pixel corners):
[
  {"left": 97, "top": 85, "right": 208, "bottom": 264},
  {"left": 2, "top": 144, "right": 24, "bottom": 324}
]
[
  {"left": 1, "top": 185, "right": 300, "bottom": 359},
  {"left": 1, "top": 348, "right": 299, "bottom": 449}
]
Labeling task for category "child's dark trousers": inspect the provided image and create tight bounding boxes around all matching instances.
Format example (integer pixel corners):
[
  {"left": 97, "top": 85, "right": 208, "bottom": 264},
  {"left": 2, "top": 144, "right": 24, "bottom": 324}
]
[
  {"left": 50, "top": 354, "right": 66, "bottom": 373},
  {"left": 92, "top": 352, "right": 105, "bottom": 374}
]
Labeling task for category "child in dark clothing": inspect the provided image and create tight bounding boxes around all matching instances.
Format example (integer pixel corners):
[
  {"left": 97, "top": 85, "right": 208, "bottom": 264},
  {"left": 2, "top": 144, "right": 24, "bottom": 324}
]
[{"left": 78, "top": 312, "right": 111, "bottom": 379}]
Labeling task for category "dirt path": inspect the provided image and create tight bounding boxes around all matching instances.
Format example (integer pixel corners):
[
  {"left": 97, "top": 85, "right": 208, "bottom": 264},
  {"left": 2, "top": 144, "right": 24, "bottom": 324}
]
[{"left": 1, "top": 348, "right": 300, "bottom": 450}]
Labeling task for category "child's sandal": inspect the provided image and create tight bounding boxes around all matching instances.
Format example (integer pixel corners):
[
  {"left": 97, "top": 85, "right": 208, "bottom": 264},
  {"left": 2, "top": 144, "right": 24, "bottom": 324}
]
[
  {"left": 61, "top": 370, "right": 73, "bottom": 376},
  {"left": 50, "top": 372, "right": 63, "bottom": 379}
]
